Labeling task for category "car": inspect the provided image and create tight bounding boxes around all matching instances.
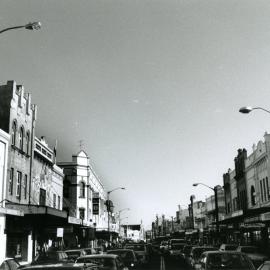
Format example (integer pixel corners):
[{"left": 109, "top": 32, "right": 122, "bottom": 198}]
[
  {"left": 75, "top": 254, "right": 128, "bottom": 270},
  {"left": 30, "top": 249, "right": 70, "bottom": 265},
  {"left": 236, "top": 246, "right": 269, "bottom": 268},
  {"left": 194, "top": 251, "right": 255, "bottom": 270},
  {"left": 219, "top": 243, "right": 238, "bottom": 251},
  {"left": 258, "top": 260, "right": 270, "bottom": 270},
  {"left": 160, "top": 241, "right": 168, "bottom": 252},
  {"left": 187, "top": 246, "right": 218, "bottom": 268},
  {"left": 17, "top": 263, "right": 99, "bottom": 270},
  {"left": 168, "top": 242, "right": 186, "bottom": 258},
  {"left": 83, "top": 248, "right": 98, "bottom": 255},
  {"left": 180, "top": 245, "right": 194, "bottom": 260},
  {"left": 64, "top": 249, "right": 86, "bottom": 262},
  {"left": 0, "top": 258, "right": 20, "bottom": 270},
  {"left": 107, "top": 249, "right": 138, "bottom": 268},
  {"left": 124, "top": 243, "right": 149, "bottom": 264}
]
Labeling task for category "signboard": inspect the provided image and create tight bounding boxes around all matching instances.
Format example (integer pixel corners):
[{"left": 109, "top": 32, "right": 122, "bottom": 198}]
[
  {"left": 57, "top": 228, "right": 64, "bottom": 237},
  {"left": 92, "top": 192, "right": 100, "bottom": 215}
]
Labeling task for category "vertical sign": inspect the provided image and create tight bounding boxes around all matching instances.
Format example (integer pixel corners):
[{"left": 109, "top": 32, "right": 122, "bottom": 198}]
[{"left": 92, "top": 192, "right": 99, "bottom": 215}]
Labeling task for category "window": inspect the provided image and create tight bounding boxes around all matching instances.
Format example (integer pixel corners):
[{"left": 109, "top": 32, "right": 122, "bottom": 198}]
[
  {"left": 263, "top": 178, "right": 267, "bottom": 202},
  {"left": 58, "top": 196, "right": 60, "bottom": 209},
  {"left": 267, "top": 177, "right": 270, "bottom": 200},
  {"left": 9, "top": 168, "right": 14, "bottom": 195},
  {"left": 24, "top": 174, "right": 27, "bottom": 200},
  {"left": 251, "top": 185, "right": 256, "bottom": 206},
  {"left": 11, "top": 121, "right": 17, "bottom": 146},
  {"left": 260, "top": 180, "right": 263, "bottom": 202},
  {"left": 53, "top": 194, "right": 56, "bottom": 208},
  {"left": 63, "top": 179, "right": 69, "bottom": 198},
  {"left": 16, "top": 171, "right": 22, "bottom": 199},
  {"left": 79, "top": 208, "right": 85, "bottom": 220},
  {"left": 26, "top": 132, "right": 30, "bottom": 155},
  {"left": 19, "top": 126, "right": 24, "bottom": 151},
  {"left": 79, "top": 181, "right": 85, "bottom": 198},
  {"left": 39, "top": 188, "right": 46, "bottom": 206}
]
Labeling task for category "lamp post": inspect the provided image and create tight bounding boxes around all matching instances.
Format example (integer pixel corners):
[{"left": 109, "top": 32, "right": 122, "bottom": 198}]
[
  {"left": 0, "top": 22, "right": 41, "bottom": 34},
  {"left": 193, "top": 183, "right": 219, "bottom": 234},
  {"left": 239, "top": 106, "right": 270, "bottom": 114},
  {"left": 107, "top": 187, "right": 125, "bottom": 242}
]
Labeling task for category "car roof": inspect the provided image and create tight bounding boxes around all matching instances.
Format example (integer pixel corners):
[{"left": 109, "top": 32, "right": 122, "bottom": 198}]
[
  {"left": 107, "top": 249, "right": 134, "bottom": 252},
  {"left": 203, "top": 251, "right": 244, "bottom": 254},
  {"left": 78, "top": 254, "right": 118, "bottom": 259},
  {"left": 65, "top": 249, "right": 83, "bottom": 252},
  {"left": 20, "top": 263, "right": 96, "bottom": 269}
]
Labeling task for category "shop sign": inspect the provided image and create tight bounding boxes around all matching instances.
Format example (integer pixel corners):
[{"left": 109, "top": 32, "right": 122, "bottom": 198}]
[
  {"left": 57, "top": 228, "right": 64, "bottom": 237},
  {"left": 93, "top": 192, "right": 100, "bottom": 215},
  {"left": 244, "top": 216, "right": 261, "bottom": 223},
  {"left": 242, "top": 223, "right": 265, "bottom": 228},
  {"left": 261, "top": 212, "right": 270, "bottom": 221}
]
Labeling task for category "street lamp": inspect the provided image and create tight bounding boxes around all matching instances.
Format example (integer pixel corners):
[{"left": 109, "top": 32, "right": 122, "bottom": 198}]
[
  {"left": 193, "top": 183, "right": 220, "bottom": 234},
  {"left": 107, "top": 187, "right": 126, "bottom": 242},
  {"left": 0, "top": 22, "right": 42, "bottom": 34},
  {"left": 239, "top": 106, "right": 270, "bottom": 114}
]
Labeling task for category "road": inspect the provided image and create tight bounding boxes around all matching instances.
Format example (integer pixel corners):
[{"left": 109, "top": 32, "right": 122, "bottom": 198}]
[{"left": 139, "top": 254, "right": 191, "bottom": 270}]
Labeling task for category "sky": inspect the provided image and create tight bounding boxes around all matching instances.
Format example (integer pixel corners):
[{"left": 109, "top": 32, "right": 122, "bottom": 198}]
[{"left": 2, "top": 0, "right": 270, "bottom": 229}]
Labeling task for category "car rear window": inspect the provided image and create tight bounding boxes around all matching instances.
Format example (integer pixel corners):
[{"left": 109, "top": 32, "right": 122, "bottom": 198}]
[
  {"left": 125, "top": 245, "right": 145, "bottom": 251},
  {"left": 207, "top": 253, "right": 252, "bottom": 269}
]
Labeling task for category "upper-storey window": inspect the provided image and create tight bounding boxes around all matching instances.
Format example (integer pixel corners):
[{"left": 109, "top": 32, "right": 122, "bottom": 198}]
[
  {"left": 251, "top": 185, "right": 256, "bottom": 206},
  {"left": 11, "top": 121, "right": 17, "bottom": 146},
  {"left": 26, "top": 132, "right": 30, "bottom": 155},
  {"left": 19, "top": 126, "right": 24, "bottom": 151},
  {"left": 79, "top": 181, "right": 86, "bottom": 198}
]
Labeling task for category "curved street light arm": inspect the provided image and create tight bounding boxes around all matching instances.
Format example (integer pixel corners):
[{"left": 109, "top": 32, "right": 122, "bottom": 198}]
[
  {"left": 252, "top": 107, "right": 270, "bottom": 114},
  {"left": 0, "top": 22, "right": 41, "bottom": 34},
  {"left": 0, "top": 25, "right": 25, "bottom": 34},
  {"left": 107, "top": 187, "right": 125, "bottom": 195},
  {"left": 193, "top": 182, "right": 215, "bottom": 191}
]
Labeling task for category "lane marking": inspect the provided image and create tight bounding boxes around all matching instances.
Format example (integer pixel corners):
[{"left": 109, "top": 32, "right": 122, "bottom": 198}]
[{"left": 160, "top": 256, "right": 166, "bottom": 270}]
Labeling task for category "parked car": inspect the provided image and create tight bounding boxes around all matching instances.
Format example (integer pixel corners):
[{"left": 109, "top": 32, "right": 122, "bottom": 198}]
[
  {"left": 0, "top": 258, "right": 20, "bottom": 270},
  {"left": 258, "top": 260, "right": 270, "bottom": 270},
  {"left": 107, "top": 249, "right": 138, "bottom": 268},
  {"left": 168, "top": 242, "right": 186, "bottom": 258},
  {"left": 124, "top": 243, "right": 149, "bottom": 264},
  {"left": 64, "top": 249, "right": 86, "bottom": 262},
  {"left": 18, "top": 263, "right": 99, "bottom": 270},
  {"left": 194, "top": 251, "right": 255, "bottom": 270},
  {"left": 75, "top": 254, "right": 128, "bottom": 270},
  {"left": 187, "top": 246, "right": 218, "bottom": 268},
  {"left": 84, "top": 248, "right": 98, "bottom": 255},
  {"left": 167, "top": 239, "right": 186, "bottom": 249},
  {"left": 236, "top": 246, "right": 269, "bottom": 268},
  {"left": 219, "top": 243, "right": 238, "bottom": 251},
  {"left": 30, "top": 250, "right": 70, "bottom": 265},
  {"left": 159, "top": 241, "right": 168, "bottom": 252}
]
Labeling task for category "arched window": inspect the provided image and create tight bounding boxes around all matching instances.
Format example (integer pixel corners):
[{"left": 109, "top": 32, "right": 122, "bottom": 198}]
[
  {"left": 79, "top": 182, "right": 85, "bottom": 198},
  {"left": 19, "top": 126, "right": 24, "bottom": 151},
  {"left": 251, "top": 185, "right": 256, "bottom": 206},
  {"left": 26, "top": 132, "right": 30, "bottom": 155},
  {"left": 11, "top": 121, "right": 17, "bottom": 146}
]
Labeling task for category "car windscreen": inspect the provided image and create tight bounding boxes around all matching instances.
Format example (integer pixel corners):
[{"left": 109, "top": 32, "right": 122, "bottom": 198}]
[
  {"left": 225, "top": 245, "right": 238, "bottom": 251},
  {"left": 125, "top": 245, "right": 145, "bottom": 251},
  {"left": 171, "top": 244, "right": 185, "bottom": 250},
  {"left": 206, "top": 253, "right": 252, "bottom": 269},
  {"left": 107, "top": 251, "right": 135, "bottom": 260},
  {"left": 241, "top": 247, "right": 258, "bottom": 253},
  {"left": 76, "top": 257, "right": 116, "bottom": 267}
]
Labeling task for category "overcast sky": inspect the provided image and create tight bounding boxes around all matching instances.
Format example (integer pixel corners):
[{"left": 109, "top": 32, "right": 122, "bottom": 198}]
[{"left": 2, "top": 0, "right": 270, "bottom": 229}]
